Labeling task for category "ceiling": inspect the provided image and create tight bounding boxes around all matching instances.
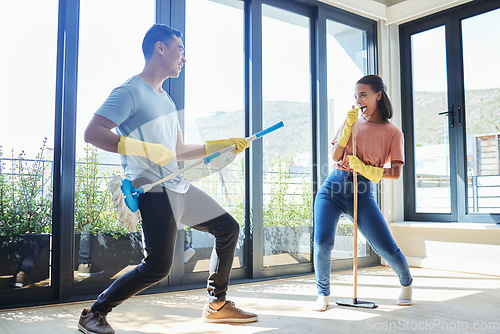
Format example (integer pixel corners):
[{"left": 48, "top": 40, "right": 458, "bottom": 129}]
[
  {"left": 373, "top": 0, "right": 408, "bottom": 6},
  {"left": 320, "top": 0, "right": 474, "bottom": 25}
]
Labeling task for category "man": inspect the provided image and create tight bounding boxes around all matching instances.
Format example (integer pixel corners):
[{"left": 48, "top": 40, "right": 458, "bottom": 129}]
[{"left": 78, "top": 24, "right": 257, "bottom": 334}]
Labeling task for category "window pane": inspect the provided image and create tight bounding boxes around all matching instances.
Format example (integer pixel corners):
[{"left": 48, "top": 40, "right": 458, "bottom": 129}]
[
  {"left": 411, "top": 26, "right": 451, "bottom": 213},
  {"left": 184, "top": 0, "right": 245, "bottom": 272},
  {"left": 262, "top": 5, "right": 312, "bottom": 267},
  {"left": 462, "top": 8, "right": 500, "bottom": 214},
  {"left": 74, "top": 0, "right": 154, "bottom": 288},
  {"left": 0, "top": 0, "right": 57, "bottom": 290},
  {"left": 326, "top": 20, "right": 369, "bottom": 259}
]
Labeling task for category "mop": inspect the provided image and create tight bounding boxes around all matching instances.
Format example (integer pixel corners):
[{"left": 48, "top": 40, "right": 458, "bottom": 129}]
[
  {"left": 109, "top": 121, "right": 284, "bottom": 229},
  {"left": 336, "top": 121, "right": 378, "bottom": 309}
]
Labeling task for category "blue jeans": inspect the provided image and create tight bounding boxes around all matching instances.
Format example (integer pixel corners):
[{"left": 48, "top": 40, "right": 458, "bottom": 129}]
[{"left": 314, "top": 169, "right": 412, "bottom": 296}]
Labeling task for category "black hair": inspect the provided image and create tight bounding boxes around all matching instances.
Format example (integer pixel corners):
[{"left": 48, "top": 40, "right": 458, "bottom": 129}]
[
  {"left": 356, "top": 75, "right": 393, "bottom": 122},
  {"left": 142, "top": 24, "right": 183, "bottom": 61}
]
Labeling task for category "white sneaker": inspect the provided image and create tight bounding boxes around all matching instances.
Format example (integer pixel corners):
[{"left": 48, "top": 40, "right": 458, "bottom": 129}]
[
  {"left": 184, "top": 247, "right": 196, "bottom": 263},
  {"left": 397, "top": 283, "right": 412, "bottom": 306},
  {"left": 312, "top": 295, "right": 329, "bottom": 311}
]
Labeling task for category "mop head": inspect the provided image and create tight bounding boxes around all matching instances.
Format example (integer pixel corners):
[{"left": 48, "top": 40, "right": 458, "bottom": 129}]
[
  {"left": 107, "top": 173, "right": 142, "bottom": 231},
  {"left": 336, "top": 297, "right": 377, "bottom": 309}
]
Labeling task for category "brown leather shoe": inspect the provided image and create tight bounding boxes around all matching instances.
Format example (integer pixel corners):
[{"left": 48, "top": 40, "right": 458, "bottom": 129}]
[
  {"left": 78, "top": 308, "right": 115, "bottom": 334},
  {"left": 202, "top": 301, "right": 258, "bottom": 323}
]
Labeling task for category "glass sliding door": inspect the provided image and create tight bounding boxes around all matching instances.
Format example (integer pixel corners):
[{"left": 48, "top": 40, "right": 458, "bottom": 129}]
[
  {"left": 184, "top": 0, "right": 245, "bottom": 276},
  {"left": 262, "top": 4, "right": 312, "bottom": 268},
  {"left": 462, "top": 8, "right": 500, "bottom": 214},
  {"left": 401, "top": 0, "right": 500, "bottom": 223},
  {"left": 411, "top": 26, "right": 451, "bottom": 214},
  {"left": 0, "top": 0, "right": 58, "bottom": 292},
  {"left": 73, "top": 0, "right": 154, "bottom": 292},
  {"left": 326, "top": 19, "right": 370, "bottom": 259}
]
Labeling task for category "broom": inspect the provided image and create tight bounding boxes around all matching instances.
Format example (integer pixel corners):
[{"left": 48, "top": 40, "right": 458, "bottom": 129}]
[
  {"left": 109, "top": 121, "right": 285, "bottom": 229},
  {"left": 336, "top": 118, "right": 378, "bottom": 309}
]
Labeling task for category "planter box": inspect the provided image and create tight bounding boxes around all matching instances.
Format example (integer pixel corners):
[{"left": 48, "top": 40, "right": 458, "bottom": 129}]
[
  {"left": 0, "top": 232, "right": 149, "bottom": 289},
  {"left": 264, "top": 225, "right": 311, "bottom": 255},
  {"left": 187, "top": 228, "right": 245, "bottom": 269},
  {"left": 332, "top": 235, "right": 367, "bottom": 258},
  {"left": 190, "top": 229, "right": 215, "bottom": 248},
  {"left": 0, "top": 234, "right": 51, "bottom": 289},
  {"left": 73, "top": 232, "right": 144, "bottom": 285},
  {"left": 187, "top": 226, "right": 313, "bottom": 257}
]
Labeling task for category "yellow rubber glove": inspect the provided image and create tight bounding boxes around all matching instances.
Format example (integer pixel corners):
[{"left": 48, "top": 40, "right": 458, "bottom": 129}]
[
  {"left": 336, "top": 107, "right": 359, "bottom": 147},
  {"left": 348, "top": 155, "right": 384, "bottom": 183},
  {"left": 205, "top": 138, "right": 250, "bottom": 155},
  {"left": 117, "top": 136, "right": 175, "bottom": 166}
]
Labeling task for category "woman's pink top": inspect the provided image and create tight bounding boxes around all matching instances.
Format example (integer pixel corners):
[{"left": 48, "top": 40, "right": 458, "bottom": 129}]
[{"left": 332, "top": 118, "right": 404, "bottom": 172}]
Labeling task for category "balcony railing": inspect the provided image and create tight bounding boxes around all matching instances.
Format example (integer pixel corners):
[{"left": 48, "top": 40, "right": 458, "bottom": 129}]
[{"left": 417, "top": 174, "right": 500, "bottom": 213}]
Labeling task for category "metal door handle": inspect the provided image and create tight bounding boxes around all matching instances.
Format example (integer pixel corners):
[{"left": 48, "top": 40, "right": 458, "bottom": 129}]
[{"left": 439, "top": 104, "right": 454, "bottom": 128}]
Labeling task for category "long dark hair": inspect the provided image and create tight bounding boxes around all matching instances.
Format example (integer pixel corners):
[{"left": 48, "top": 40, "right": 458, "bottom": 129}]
[{"left": 356, "top": 75, "right": 393, "bottom": 122}]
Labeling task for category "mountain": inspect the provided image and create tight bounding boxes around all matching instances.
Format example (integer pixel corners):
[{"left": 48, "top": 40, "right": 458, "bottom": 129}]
[
  {"left": 185, "top": 88, "right": 500, "bottom": 153},
  {"left": 413, "top": 88, "right": 500, "bottom": 145}
]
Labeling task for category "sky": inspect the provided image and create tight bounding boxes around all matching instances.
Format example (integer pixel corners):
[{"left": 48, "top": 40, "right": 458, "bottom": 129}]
[
  {"left": 0, "top": 0, "right": 498, "bottom": 159},
  {"left": 411, "top": 8, "right": 500, "bottom": 92}
]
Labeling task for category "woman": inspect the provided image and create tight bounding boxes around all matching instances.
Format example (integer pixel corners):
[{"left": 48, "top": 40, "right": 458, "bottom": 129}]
[{"left": 312, "top": 75, "right": 413, "bottom": 311}]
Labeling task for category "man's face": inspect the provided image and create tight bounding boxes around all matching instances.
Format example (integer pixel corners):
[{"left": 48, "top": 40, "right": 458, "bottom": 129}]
[{"left": 160, "top": 36, "right": 186, "bottom": 78}]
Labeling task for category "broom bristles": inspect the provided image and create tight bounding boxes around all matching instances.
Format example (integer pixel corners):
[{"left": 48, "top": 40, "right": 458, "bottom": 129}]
[{"left": 107, "top": 174, "right": 142, "bottom": 231}]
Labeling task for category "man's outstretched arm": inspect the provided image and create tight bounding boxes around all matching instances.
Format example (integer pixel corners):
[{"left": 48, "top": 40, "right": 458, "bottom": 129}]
[
  {"left": 84, "top": 114, "right": 120, "bottom": 152},
  {"left": 175, "top": 131, "right": 206, "bottom": 161}
]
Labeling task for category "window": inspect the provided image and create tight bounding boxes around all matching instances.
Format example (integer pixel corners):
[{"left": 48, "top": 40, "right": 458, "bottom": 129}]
[
  {"left": 184, "top": 0, "right": 245, "bottom": 274},
  {"left": 326, "top": 19, "right": 370, "bottom": 258},
  {"left": 410, "top": 26, "right": 451, "bottom": 213},
  {"left": 462, "top": 8, "right": 500, "bottom": 214},
  {"left": 73, "top": 0, "right": 154, "bottom": 290},
  {"left": 0, "top": 0, "right": 58, "bottom": 292},
  {"left": 262, "top": 4, "right": 312, "bottom": 267},
  {"left": 0, "top": 0, "right": 379, "bottom": 306},
  {"left": 401, "top": 0, "right": 500, "bottom": 222}
]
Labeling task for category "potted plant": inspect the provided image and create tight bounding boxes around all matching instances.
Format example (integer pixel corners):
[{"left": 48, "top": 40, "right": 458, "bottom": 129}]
[
  {"left": 73, "top": 145, "right": 143, "bottom": 283},
  {"left": 0, "top": 140, "right": 52, "bottom": 287},
  {"left": 263, "top": 156, "right": 312, "bottom": 261}
]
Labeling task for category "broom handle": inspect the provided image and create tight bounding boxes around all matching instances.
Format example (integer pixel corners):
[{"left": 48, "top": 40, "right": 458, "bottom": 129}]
[{"left": 353, "top": 121, "right": 358, "bottom": 302}]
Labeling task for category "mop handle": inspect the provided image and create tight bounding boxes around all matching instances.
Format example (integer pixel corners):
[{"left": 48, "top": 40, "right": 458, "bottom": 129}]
[
  {"left": 142, "top": 121, "right": 284, "bottom": 192},
  {"left": 352, "top": 120, "right": 358, "bottom": 301},
  {"left": 203, "top": 121, "right": 285, "bottom": 164}
]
